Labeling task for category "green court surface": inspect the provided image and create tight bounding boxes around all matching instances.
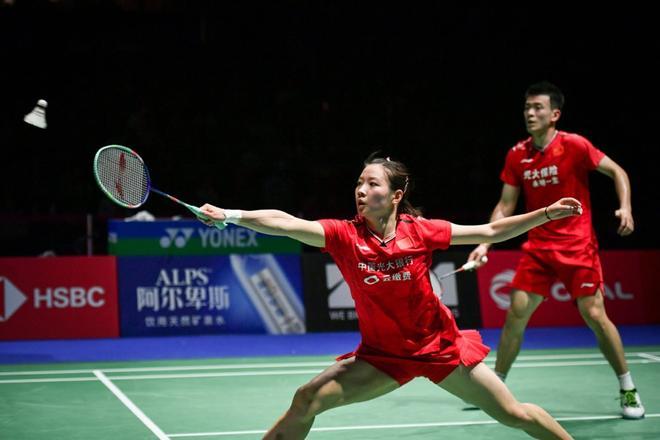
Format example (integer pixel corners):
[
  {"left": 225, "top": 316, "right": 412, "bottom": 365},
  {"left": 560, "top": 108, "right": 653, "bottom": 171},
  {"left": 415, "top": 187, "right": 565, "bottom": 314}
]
[{"left": 1, "top": 347, "right": 658, "bottom": 439}]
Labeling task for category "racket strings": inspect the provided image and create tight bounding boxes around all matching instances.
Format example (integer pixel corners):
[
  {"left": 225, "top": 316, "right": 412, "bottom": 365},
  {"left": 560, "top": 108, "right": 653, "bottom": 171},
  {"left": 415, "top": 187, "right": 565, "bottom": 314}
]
[{"left": 96, "top": 148, "right": 149, "bottom": 207}]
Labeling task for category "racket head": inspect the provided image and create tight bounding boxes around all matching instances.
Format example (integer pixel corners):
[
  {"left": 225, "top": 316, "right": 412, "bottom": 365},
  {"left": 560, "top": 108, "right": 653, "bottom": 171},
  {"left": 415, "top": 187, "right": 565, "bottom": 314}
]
[{"left": 93, "top": 145, "right": 151, "bottom": 208}]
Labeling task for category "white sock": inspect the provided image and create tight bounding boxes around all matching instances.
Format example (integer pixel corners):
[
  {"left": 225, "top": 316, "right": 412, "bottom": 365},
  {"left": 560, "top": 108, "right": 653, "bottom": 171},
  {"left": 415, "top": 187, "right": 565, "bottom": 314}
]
[
  {"left": 618, "top": 372, "right": 635, "bottom": 391},
  {"left": 495, "top": 371, "right": 507, "bottom": 382}
]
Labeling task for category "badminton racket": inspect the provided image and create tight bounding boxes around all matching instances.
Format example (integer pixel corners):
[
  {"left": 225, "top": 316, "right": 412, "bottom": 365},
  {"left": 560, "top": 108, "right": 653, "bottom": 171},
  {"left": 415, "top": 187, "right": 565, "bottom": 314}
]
[
  {"left": 93, "top": 145, "right": 224, "bottom": 229},
  {"left": 431, "top": 255, "right": 488, "bottom": 301},
  {"left": 437, "top": 255, "right": 488, "bottom": 279}
]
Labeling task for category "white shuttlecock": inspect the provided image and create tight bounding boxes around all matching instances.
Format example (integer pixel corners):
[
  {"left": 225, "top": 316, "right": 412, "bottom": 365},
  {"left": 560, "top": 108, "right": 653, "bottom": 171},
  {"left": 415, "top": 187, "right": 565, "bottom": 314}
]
[{"left": 24, "top": 99, "right": 48, "bottom": 129}]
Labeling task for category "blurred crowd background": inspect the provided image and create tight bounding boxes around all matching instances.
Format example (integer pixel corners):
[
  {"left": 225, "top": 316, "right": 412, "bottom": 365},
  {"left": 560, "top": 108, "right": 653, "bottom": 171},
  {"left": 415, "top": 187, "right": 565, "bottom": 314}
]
[{"left": 1, "top": 0, "right": 657, "bottom": 255}]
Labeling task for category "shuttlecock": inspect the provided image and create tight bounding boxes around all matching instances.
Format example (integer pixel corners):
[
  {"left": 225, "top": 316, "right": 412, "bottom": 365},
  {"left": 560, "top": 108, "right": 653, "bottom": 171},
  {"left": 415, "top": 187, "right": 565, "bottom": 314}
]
[{"left": 24, "top": 99, "right": 48, "bottom": 129}]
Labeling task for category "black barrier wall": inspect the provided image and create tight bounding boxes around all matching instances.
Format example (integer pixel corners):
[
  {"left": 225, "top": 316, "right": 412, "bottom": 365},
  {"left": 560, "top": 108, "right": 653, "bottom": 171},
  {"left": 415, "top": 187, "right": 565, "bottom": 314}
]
[{"left": 302, "top": 251, "right": 482, "bottom": 332}]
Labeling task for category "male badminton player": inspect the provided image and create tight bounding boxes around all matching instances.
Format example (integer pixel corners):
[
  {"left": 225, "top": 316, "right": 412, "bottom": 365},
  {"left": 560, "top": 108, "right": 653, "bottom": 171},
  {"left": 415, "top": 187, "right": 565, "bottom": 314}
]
[{"left": 467, "top": 81, "right": 644, "bottom": 419}]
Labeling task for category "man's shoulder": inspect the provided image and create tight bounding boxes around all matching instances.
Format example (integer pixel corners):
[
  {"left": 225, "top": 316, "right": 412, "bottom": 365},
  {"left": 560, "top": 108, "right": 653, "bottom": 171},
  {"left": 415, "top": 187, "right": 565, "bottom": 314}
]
[
  {"left": 509, "top": 137, "right": 531, "bottom": 153},
  {"left": 558, "top": 131, "right": 590, "bottom": 146}
]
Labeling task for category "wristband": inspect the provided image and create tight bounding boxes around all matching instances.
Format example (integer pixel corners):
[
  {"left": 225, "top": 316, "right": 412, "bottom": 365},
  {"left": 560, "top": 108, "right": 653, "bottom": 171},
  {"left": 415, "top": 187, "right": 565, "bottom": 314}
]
[
  {"left": 544, "top": 206, "right": 552, "bottom": 221},
  {"left": 223, "top": 209, "right": 243, "bottom": 224}
]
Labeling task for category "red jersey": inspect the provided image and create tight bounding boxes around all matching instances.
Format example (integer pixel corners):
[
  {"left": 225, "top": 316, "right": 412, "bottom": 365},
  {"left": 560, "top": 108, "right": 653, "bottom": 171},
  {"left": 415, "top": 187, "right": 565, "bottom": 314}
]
[
  {"left": 319, "top": 214, "right": 462, "bottom": 357},
  {"left": 500, "top": 131, "right": 605, "bottom": 250}
]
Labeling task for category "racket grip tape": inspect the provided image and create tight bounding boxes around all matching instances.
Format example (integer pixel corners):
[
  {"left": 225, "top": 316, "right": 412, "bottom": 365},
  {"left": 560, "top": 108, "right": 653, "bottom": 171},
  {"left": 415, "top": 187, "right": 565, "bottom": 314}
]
[
  {"left": 461, "top": 255, "right": 489, "bottom": 271},
  {"left": 185, "top": 204, "right": 226, "bottom": 230}
]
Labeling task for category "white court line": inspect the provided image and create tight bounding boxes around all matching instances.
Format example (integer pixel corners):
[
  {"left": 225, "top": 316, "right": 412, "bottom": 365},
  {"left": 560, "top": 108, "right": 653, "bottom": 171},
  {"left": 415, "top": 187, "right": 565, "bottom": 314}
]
[
  {"left": 104, "top": 369, "right": 324, "bottom": 381},
  {"left": 1, "top": 358, "right": 659, "bottom": 384},
  {"left": 507, "top": 359, "right": 657, "bottom": 368},
  {"left": 166, "top": 413, "right": 660, "bottom": 437},
  {"left": 93, "top": 370, "right": 170, "bottom": 440},
  {"left": 0, "top": 369, "right": 323, "bottom": 384},
  {"left": 514, "top": 352, "right": 660, "bottom": 360},
  {"left": 639, "top": 353, "right": 660, "bottom": 362},
  {"left": 0, "top": 361, "right": 332, "bottom": 376},
  {"left": 1, "top": 352, "right": 659, "bottom": 377},
  {"left": 0, "top": 377, "right": 98, "bottom": 384}
]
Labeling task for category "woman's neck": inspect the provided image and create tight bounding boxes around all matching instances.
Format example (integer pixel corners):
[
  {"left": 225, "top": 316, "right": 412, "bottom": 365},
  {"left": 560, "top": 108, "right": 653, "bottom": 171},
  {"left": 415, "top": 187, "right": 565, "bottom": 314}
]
[{"left": 365, "top": 211, "right": 398, "bottom": 239}]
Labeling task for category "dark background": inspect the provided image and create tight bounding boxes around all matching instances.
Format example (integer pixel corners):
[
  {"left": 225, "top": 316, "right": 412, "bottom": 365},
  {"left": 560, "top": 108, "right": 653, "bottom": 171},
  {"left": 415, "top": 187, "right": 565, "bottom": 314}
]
[{"left": 1, "top": 0, "right": 657, "bottom": 256}]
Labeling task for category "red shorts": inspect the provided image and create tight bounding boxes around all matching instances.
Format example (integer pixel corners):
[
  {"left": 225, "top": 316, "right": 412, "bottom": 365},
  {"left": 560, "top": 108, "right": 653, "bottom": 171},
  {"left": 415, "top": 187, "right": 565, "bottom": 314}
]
[
  {"left": 337, "top": 330, "right": 490, "bottom": 385},
  {"left": 511, "top": 244, "right": 603, "bottom": 299}
]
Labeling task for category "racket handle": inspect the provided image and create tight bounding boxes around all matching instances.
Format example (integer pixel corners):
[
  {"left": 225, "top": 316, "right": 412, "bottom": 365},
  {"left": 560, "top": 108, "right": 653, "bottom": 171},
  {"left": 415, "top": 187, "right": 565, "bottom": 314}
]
[
  {"left": 461, "top": 255, "right": 489, "bottom": 271},
  {"left": 184, "top": 204, "right": 226, "bottom": 230}
]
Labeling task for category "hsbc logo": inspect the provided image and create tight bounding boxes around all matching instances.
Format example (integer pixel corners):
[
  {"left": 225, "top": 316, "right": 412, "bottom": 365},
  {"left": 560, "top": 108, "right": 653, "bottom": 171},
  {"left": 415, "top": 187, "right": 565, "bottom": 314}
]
[
  {"left": 0, "top": 276, "right": 108, "bottom": 323},
  {"left": 33, "top": 287, "right": 106, "bottom": 309},
  {"left": 0, "top": 276, "right": 27, "bottom": 321}
]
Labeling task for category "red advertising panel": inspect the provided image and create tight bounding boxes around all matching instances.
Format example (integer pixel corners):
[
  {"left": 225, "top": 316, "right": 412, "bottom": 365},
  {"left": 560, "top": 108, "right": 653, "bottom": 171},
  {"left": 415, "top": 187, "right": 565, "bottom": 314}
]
[
  {"left": 0, "top": 256, "right": 119, "bottom": 340},
  {"left": 478, "top": 250, "right": 660, "bottom": 328}
]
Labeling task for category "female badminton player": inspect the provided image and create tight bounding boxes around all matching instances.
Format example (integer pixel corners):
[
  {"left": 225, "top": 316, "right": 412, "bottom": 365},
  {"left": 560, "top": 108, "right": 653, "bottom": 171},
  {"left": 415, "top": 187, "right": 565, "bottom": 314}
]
[{"left": 196, "top": 154, "right": 578, "bottom": 439}]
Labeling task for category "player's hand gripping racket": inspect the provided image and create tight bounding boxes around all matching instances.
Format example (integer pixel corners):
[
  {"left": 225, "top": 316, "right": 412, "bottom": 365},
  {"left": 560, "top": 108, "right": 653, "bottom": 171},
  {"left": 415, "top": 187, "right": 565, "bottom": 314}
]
[
  {"left": 93, "top": 145, "right": 225, "bottom": 229},
  {"left": 438, "top": 255, "right": 489, "bottom": 280},
  {"left": 431, "top": 255, "right": 488, "bottom": 300}
]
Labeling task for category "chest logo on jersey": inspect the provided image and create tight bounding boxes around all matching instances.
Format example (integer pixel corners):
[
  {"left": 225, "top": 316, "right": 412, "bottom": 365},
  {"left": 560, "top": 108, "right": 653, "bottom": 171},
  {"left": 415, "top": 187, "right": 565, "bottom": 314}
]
[
  {"left": 358, "top": 256, "right": 414, "bottom": 285},
  {"left": 356, "top": 243, "right": 371, "bottom": 252},
  {"left": 523, "top": 165, "right": 560, "bottom": 188},
  {"left": 552, "top": 145, "right": 564, "bottom": 157}
]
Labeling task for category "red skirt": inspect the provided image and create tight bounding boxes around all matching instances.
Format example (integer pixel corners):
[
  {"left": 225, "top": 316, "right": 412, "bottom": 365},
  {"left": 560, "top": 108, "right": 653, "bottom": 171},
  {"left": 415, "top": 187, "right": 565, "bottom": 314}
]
[{"left": 337, "top": 329, "right": 490, "bottom": 385}]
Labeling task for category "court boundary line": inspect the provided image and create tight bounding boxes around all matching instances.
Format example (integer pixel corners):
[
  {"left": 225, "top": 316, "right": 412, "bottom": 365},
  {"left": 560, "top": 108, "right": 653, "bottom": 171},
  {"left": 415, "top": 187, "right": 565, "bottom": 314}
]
[
  {"left": 639, "top": 352, "right": 660, "bottom": 362},
  {"left": 165, "top": 413, "right": 660, "bottom": 437},
  {"left": 1, "top": 356, "right": 659, "bottom": 384},
  {"left": 93, "top": 370, "right": 170, "bottom": 440},
  {"left": 0, "top": 361, "right": 332, "bottom": 376},
  {"left": 1, "top": 351, "right": 658, "bottom": 377}
]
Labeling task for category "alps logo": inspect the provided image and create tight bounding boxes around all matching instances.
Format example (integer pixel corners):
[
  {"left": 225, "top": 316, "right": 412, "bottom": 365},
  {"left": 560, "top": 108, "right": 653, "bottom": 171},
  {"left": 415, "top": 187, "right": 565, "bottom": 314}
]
[
  {"left": 160, "top": 228, "right": 194, "bottom": 248},
  {"left": 0, "top": 276, "right": 27, "bottom": 321}
]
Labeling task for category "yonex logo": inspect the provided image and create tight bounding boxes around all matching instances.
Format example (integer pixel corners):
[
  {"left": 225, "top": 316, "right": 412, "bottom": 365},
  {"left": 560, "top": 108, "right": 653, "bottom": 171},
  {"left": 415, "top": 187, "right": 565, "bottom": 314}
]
[
  {"left": 160, "top": 228, "right": 195, "bottom": 248},
  {"left": 0, "top": 276, "right": 27, "bottom": 321}
]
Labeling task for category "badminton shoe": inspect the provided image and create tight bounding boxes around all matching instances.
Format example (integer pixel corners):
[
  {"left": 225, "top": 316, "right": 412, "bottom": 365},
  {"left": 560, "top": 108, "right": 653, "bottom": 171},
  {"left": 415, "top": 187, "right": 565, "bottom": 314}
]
[{"left": 620, "top": 389, "right": 645, "bottom": 419}]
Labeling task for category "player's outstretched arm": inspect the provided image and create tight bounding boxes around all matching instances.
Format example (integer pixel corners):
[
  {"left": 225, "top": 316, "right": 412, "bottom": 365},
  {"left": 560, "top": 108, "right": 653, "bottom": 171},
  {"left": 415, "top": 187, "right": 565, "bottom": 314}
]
[
  {"left": 467, "top": 183, "right": 520, "bottom": 266},
  {"left": 596, "top": 155, "right": 634, "bottom": 236},
  {"left": 450, "top": 197, "right": 582, "bottom": 246},
  {"left": 197, "top": 204, "right": 325, "bottom": 248}
]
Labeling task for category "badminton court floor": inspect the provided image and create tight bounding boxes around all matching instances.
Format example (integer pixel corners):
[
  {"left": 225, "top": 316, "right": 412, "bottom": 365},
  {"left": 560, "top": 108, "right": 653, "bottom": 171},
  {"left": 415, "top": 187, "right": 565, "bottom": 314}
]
[{"left": 1, "top": 347, "right": 659, "bottom": 439}]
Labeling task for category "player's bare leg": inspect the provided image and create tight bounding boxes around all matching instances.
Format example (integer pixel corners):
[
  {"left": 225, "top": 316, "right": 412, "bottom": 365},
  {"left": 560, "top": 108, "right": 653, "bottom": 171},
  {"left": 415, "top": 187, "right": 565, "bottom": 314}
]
[
  {"left": 577, "top": 289, "right": 627, "bottom": 373},
  {"left": 494, "top": 290, "right": 544, "bottom": 379},
  {"left": 263, "top": 357, "right": 399, "bottom": 439},
  {"left": 439, "top": 363, "right": 573, "bottom": 439},
  {"left": 577, "top": 289, "right": 645, "bottom": 418}
]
